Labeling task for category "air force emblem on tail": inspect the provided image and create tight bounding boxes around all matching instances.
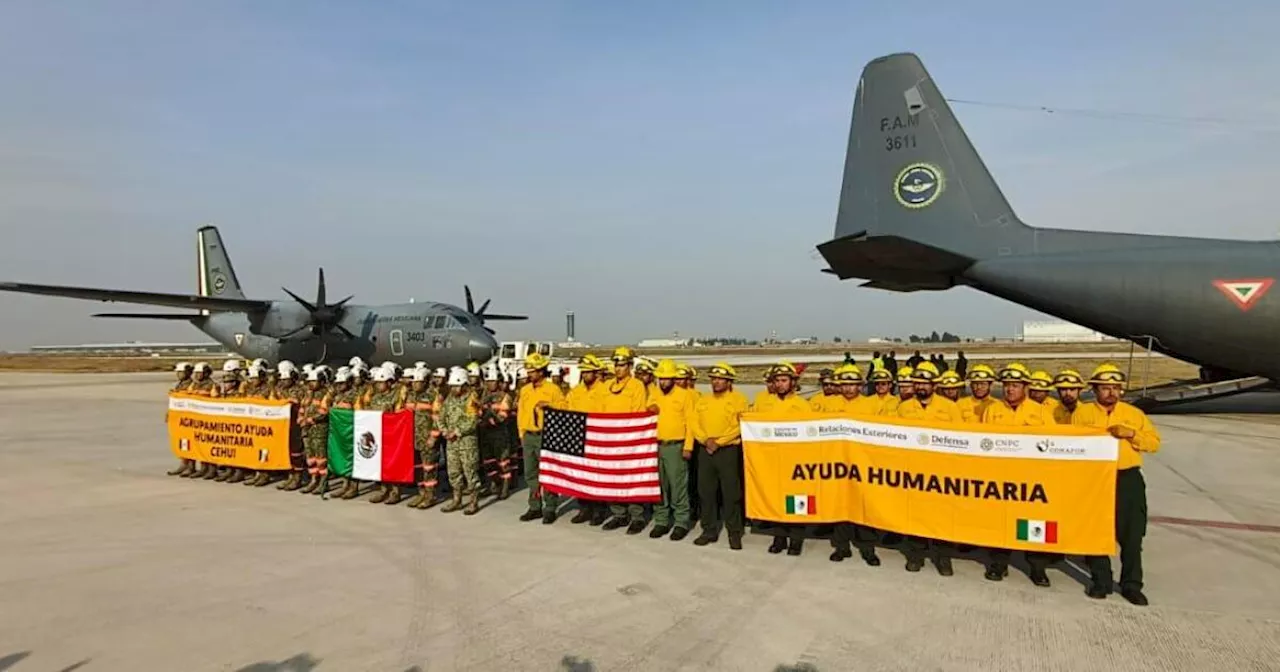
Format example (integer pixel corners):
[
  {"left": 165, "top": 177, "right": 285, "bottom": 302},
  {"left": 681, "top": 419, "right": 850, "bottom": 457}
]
[{"left": 894, "top": 163, "right": 944, "bottom": 209}]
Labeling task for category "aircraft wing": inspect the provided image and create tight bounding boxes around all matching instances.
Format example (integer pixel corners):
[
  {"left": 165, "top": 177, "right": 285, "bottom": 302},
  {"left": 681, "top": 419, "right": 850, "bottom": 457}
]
[{"left": 0, "top": 281, "right": 271, "bottom": 312}]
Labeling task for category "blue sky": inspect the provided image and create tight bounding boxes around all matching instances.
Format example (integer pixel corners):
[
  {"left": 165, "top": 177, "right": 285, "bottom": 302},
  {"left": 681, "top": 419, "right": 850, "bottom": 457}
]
[{"left": 2, "top": 1, "right": 1279, "bottom": 348}]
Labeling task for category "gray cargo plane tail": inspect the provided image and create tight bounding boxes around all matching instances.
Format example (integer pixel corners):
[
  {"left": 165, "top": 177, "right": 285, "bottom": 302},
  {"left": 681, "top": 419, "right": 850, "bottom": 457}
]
[
  {"left": 1, "top": 226, "right": 525, "bottom": 368},
  {"left": 817, "top": 52, "right": 1278, "bottom": 385}
]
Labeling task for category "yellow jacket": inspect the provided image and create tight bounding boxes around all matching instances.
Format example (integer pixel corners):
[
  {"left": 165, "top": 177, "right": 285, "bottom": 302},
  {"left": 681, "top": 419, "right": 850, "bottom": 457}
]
[
  {"left": 1051, "top": 403, "right": 1076, "bottom": 425},
  {"left": 957, "top": 395, "right": 995, "bottom": 424},
  {"left": 1039, "top": 396, "right": 1062, "bottom": 416},
  {"left": 897, "top": 396, "right": 960, "bottom": 422},
  {"left": 517, "top": 379, "right": 565, "bottom": 438},
  {"left": 980, "top": 399, "right": 1046, "bottom": 426},
  {"left": 826, "top": 394, "right": 885, "bottom": 416},
  {"left": 1071, "top": 401, "right": 1161, "bottom": 470},
  {"left": 809, "top": 394, "right": 845, "bottom": 413},
  {"left": 564, "top": 381, "right": 603, "bottom": 413},
  {"left": 692, "top": 390, "right": 749, "bottom": 446},
  {"left": 752, "top": 393, "right": 812, "bottom": 413},
  {"left": 872, "top": 393, "right": 900, "bottom": 416},
  {"left": 647, "top": 385, "right": 696, "bottom": 453},
  {"left": 597, "top": 375, "right": 649, "bottom": 413}
]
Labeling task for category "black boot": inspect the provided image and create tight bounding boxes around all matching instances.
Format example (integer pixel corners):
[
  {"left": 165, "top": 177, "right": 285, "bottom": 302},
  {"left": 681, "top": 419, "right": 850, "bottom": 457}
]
[
  {"left": 768, "top": 537, "right": 787, "bottom": 554},
  {"left": 649, "top": 525, "right": 671, "bottom": 539}
]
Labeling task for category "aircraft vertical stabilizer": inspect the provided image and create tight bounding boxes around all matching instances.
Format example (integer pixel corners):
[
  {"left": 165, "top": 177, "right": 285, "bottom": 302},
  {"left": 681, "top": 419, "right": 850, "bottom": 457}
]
[
  {"left": 196, "top": 226, "right": 246, "bottom": 318},
  {"left": 829, "top": 53, "right": 1034, "bottom": 264}
]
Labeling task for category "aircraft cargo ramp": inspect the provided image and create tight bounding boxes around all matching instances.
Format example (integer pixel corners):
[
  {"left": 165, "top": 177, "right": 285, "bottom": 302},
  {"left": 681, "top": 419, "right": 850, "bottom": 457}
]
[{"left": 1130, "top": 376, "right": 1275, "bottom": 412}]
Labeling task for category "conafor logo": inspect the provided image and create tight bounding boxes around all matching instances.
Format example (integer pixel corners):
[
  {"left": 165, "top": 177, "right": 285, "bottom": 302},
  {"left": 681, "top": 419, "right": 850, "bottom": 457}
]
[{"left": 1037, "top": 439, "right": 1085, "bottom": 456}]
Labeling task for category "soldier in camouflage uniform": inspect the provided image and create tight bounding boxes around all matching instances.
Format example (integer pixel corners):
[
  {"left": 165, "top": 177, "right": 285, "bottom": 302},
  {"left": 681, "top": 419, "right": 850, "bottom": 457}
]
[
  {"left": 184, "top": 363, "right": 221, "bottom": 479},
  {"left": 239, "top": 364, "right": 276, "bottom": 487},
  {"left": 402, "top": 367, "right": 442, "bottom": 509},
  {"left": 477, "top": 365, "right": 515, "bottom": 500},
  {"left": 360, "top": 366, "right": 405, "bottom": 504},
  {"left": 215, "top": 360, "right": 249, "bottom": 483},
  {"left": 271, "top": 362, "right": 309, "bottom": 491},
  {"left": 167, "top": 362, "right": 195, "bottom": 476},
  {"left": 437, "top": 367, "right": 482, "bottom": 515},
  {"left": 326, "top": 367, "right": 362, "bottom": 499},
  {"left": 299, "top": 367, "right": 334, "bottom": 494}
]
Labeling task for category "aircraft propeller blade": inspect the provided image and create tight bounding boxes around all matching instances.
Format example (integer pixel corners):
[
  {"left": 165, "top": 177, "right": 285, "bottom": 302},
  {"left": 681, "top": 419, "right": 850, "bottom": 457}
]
[
  {"left": 464, "top": 285, "right": 476, "bottom": 314},
  {"left": 315, "top": 268, "right": 327, "bottom": 308},
  {"left": 279, "top": 267, "right": 355, "bottom": 343},
  {"left": 477, "top": 313, "right": 528, "bottom": 321},
  {"left": 461, "top": 285, "right": 525, "bottom": 326},
  {"left": 282, "top": 286, "right": 317, "bottom": 312}
]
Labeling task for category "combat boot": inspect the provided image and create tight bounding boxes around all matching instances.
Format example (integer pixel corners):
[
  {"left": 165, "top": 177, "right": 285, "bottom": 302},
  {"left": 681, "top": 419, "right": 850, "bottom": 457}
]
[
  {"left": 415, "top": 487, "right": 436, "bottom": 509},
  {"left": 405, "top": 487, "right": 426, "bottom": 508},
  {"left": 440, "top": 491, "right": 464, "bottom": 513},
  {"left": 176, "top": 460, "right": 196, "bottom": 478},
  {"left": 339, "top": 480, "right": 360, "bottom": 500},
  {"left": 463, "top": 490, "right": 480, "bottom": 516},
  {"left": 214, "top": 467, "right": 232, "bottom": 482},
  {"left": 167, "top": 461, "right": 187, "bottom": 476},
  {"left": 498, "top": 477, "right": 510, "bottom": 501},
  {"left": 202, "top": 464, "right": 219, "bottom": 480},
  {"left": 227, "top": 469, "right": 246, "bottom": 484},
  {"left": 278, "top": 471, "right": 302, "bottom": 491},
  {"left": 301, "top": 476, "right": 319, "bottom": 494},
  {"left": 384, "top": 486, "right": 402, "bottom": 505},
  {"left": 369, "top": 484, "right": 390, "bottom": 504},
  {"left": 243, "top": 470, "right": 259, "bottom": 485}
]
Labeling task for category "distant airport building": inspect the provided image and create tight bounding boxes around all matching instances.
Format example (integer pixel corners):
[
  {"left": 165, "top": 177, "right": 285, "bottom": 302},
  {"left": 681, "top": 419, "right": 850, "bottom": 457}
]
[
  {"left": 637, "top": 338, "right": 691, "bottom": 348},
  {"left": 1019, "top": 321, "right": 1112, "bottom": 343},
  {"left": 29, "top": 341, "right": 226, "bottom": 355}
]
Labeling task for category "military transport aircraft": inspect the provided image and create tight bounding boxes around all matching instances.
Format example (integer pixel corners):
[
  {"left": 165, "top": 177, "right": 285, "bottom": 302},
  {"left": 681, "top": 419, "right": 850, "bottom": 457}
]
[
  {"left": 0, "top": 226, "right": 526, "bottom": 368},
  {"left": 817, "top": 52, "right": 1279, "bottom": 395}
]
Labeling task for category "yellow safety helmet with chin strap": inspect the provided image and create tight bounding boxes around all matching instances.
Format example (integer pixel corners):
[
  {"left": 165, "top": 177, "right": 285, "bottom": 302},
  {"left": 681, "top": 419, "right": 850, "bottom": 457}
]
[
  {"left": 998, "top": 362, "right": 1032, "bottom": 383},
  {"left": 707, "top": 362, "right": 737, "bottom": 380},
  {"left": 1053, "top": 369, "right": 1087, "bottom": 389},
  {"left": 909, "top": 361, "right": 939, "bottom": 384},
  {"left": 936, "top": 371, "right": 965, "bottom": 389},
  {"left": 833, "top": 364, "right": 864, "bottom": 384},
  {"left": 1088, "top": 363, "right": 1127, "bottom": 386},
  {"left": 966, "top": 364, "right": 997, "bottom": 382},
  {"left": 653, "top": 359, "right": 682, "bottom": 379}
]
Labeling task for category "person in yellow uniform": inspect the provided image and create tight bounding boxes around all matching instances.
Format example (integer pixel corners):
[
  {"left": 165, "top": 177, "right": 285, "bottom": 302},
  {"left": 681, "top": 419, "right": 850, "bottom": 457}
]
[
  {"left": 809, "top": 369, "right": 842, "bottom": 411},
  {"left": 599, "top": 346, "right": 652, "bottom": 534},
  {"left": 895, "top": 365, "right": 916, "bottom": 404},
  {"left": 646, "top": 360, "right": 697, "bottom": 540},
  {"left": 691, "top": 363, "right": 750, "bottom": 550},
  {"left": 563, "top": 354, "right": 609, "bottom": 526},
  {"left": 896, "top": 361, "right": 960, "bottom": 575},
  {"left": 979, "top": 363, "right": 1053, "bottom": 586},
  {"left": 1072, "top": 363, "right": 1160, "bottom": 606},
  {"left": 516, "top": 352, "right": 566, "bottom": 524},
  {"left": 753, "top": 362, "right": 814, "bottom": 556},
  {"left": 635, "top": 357, "right": 658, "bottom": 397},
  {"left": 1051, "top": 369, "right": 1086, "bottom": 424},
  {"left": 867, "top": 367, "right": 899, "bottom": 415},
  {"left": 826, "top": 364, "right": 884, "bottom": 566},
  {"left": 957, "top": 364, "right": 997, "bottom": 423},
  {"left": 676, "top": 363, "right": 702, "bottom": 523},
  {"left": 1028, "top": 370, "right": 1061, "bottom": 416},
  {"left": 935, "top": 370, "right": 964, "bottom": 401}
]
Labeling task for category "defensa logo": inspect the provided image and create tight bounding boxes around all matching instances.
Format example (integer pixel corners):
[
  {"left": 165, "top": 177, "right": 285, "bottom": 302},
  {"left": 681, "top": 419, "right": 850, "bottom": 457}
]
[
  {"left": 916, "top": 433, "right": 970, "bottom": 450},
  {"left": 893, "top": 163, "right": 944, "bottom": 209}
]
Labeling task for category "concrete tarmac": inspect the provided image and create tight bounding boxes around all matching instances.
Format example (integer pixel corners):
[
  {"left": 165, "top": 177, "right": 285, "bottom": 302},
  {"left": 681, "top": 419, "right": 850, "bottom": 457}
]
[{"left": 1, "top": 373, "right": 1278, "bottom": 671}]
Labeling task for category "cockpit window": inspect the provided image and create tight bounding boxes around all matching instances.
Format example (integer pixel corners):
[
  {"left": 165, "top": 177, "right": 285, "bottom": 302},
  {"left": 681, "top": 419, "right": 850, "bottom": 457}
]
[
  {"left": 455, "top": 313, "right": 473, "bottom": 325},
  {"left": 431, "top": 315, "right": 446, "bottom": 329}
]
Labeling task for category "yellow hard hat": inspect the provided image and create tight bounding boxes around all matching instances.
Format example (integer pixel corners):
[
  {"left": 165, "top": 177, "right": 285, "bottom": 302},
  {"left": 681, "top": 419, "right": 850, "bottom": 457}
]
[
  {"left": 999, "top": 362, "right": 1032, "bottom": 382},
  {"left": 937, "top": 371, "right": 965, "bottom": 389},
  {"left": 524, "top": 353, "right": 550, "bottom": 370},
  {"left": 708, "top": 362, "right": 737, "bottom": 380},
  {"left": 654, "top": 359, "right": 682, "bottom": 379},
  {"left": 896, "top": 366, "right": 914, "bottom": 381},
  {"left": 1029, "top": 370, "right": 1054, "bottom": 391},
  {"left": 818, "top": 368, "right": 835, "bottom": 384},
  {"left": 1089, "top": 363, "right": 1127, "bottom": 386},
  {"left": 1053, "top": 369, "right": 1086, "bottom": 389},
  {"left": 634, "top": 357, "right": 656, "bottom": 374},
  {"left": 577, "top": 354, "right": 604, "bottom": 372},
  {"left": 833, "top": 363, "right": 864, "bottom": 383},
  {"left": 910, "top": 361, "right": 940, "bottom": 383},
  {"left": 868, "top": 368, "right": 894, "bottom": 383},
  {"left": 682, "top": 365, "right": 697, "bottom": 380},
  {"left": 967, "top": 364, "right": 997, "bottom": 382},
  {"left": 769, "top": 361, "right": 799, "bottom": 379},
  {"left": 611, "top": 346, "right": 635, "bottom": 363}
]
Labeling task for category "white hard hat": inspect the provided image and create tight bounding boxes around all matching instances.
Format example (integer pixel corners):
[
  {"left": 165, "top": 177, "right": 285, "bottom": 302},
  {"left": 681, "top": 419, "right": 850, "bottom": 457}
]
[
  {"left": 174, "top": 362, "right": 192, "bottom": 372},
  {"left": 432, "top": 367, "right": 447, "bottom": 378},
  {"left": 222, "top": 359, "right": 241, "bottom": 373},
  {"left": 301, "top": 363, "right": 315, "bottom": 374},
  {"left": 349, "top": 356, "right": 364, "bottom": 367},
  {"left": 379, "top": 361, "right": 398, "bottom": 371},
  {"left": 414, "top": 361, "right": 427, "bottom": 369},
  {"left": 401, "top": 367, "right": 415, "bottom": 379},
  {"left": 352, "top": 361, "right": 369, "bottom": 372},
  {"left": 334, "top": 366, "right": 353, "bottom": 383},
  {"left": 447, "top": 367, "right": 468, "bottom": 386},
  {"left": 306, "top": 367, "right": 328, "bottom": 382},
  {"left": 372, "top": 367, "right": 394, "bottom": 383},
  {"left": 193, "top": 362, "right": 211, "bottom": 373},
  {"left": 251, "top": 358, "right": 268, "bottom": 369},
  {"left": 277, "top": 361, "right": 297, "bottom": 377},
  {"left": 411, "top": 368, "right": 429, "bottom": 382},
  {"left": 482, "top": 365, "right": 500, "bottom": 381},
  {"left": 246, "top": 366, "right": 263, "bottom": 379}
]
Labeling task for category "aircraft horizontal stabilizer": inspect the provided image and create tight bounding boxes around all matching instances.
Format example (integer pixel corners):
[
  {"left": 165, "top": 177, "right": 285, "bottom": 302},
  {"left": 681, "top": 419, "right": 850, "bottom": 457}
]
[
  {"left": 92, "top": 312, "right": 206, "bottom": 320},
  {"left": 0, "top": 281, "right": 271, "bottom": 312}
]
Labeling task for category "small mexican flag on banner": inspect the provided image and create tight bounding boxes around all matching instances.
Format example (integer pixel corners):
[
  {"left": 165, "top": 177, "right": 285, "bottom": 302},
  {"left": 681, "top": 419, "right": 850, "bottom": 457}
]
[
  {"left": 328, "top": 408, "right": 416, "bottom": 484},
  {"left": 785, "top": 494, "right": 816, "bottom": 516},
  {"left": 1016, "top": 518, "right": 1058, "bottom": 544}
]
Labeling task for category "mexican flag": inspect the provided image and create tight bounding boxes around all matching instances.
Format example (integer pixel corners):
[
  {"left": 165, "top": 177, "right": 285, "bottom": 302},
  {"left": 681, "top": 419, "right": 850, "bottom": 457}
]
[
  {"left": 785, "top": 494, "right": 816, "bottom": 516},
  {"left": 328, "top": 409, "right": 416, "bottom": 484},
  {"left": 1016, "top": 518, "right": 1059, "bottom": 544}
]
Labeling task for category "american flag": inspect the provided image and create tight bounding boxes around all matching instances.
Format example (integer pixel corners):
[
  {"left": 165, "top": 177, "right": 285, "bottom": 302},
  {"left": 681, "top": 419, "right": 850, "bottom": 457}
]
[{"left": 538, "top": 408, "right": 661, "bottom": 503}]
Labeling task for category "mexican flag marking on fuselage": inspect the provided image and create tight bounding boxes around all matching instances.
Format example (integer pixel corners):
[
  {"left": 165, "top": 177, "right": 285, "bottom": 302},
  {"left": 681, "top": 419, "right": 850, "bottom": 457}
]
[{"left": 1213, "top": 278, "right": 1274, "bottom": 311}]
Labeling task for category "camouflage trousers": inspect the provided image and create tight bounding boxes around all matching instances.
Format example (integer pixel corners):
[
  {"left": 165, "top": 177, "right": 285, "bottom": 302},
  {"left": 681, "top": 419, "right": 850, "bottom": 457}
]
[
  {"left": 446, "top": 435, "right": 481, "bottom": 494},
  {"left": 479, "top": 426, "right": 513, "bottom": 487},
  {"left": 303, "top": 428, "right": 328, "bottom": 478},
  {"left": 418, "top": 434, "right": 441, "bottom": 489}
]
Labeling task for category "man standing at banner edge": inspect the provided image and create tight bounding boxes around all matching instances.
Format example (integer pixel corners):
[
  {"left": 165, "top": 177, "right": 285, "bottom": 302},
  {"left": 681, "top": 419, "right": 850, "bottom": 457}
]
[
  {"left": 691, "top": 362, "right": 749, "bottom": 550},
  {"left": 753, "top": 362, "right": 813, "bottom": 557},
  {"left": 645, "top": 359, "right": 696, "bottom": 541},
  {"left": 517, "top": 352, "right": 565, "bottom": 524},
  {"left": 1073, "top": 363, "right": 1160, "bottom": 606}
]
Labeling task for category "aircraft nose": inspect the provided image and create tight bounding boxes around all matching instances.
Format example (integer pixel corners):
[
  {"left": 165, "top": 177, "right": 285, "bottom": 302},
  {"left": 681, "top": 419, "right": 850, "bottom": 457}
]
[{"left": 468, "top": 329, "right": 498, "bottom": 363}]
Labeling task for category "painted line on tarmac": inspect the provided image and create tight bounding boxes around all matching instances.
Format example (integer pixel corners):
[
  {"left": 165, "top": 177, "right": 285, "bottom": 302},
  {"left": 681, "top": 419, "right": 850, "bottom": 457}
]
[{"left": 1150, "top": 515, "right": 1280, "bottom": 534}]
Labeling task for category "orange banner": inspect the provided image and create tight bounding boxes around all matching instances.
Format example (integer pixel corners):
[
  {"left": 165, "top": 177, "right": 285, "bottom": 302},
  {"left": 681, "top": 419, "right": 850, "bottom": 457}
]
[{"left": 167, "top": 394, "right": 295, "bottom": 470}]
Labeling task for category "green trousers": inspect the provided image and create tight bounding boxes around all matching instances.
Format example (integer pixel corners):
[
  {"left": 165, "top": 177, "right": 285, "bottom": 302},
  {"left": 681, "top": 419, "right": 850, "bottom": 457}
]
[
  {"left": 652, "top": 441, "right": 691, "bottom": 529},
  {"left": 698, "top": 443, "right": 744, "bottom": 537},
  {"left": 1088, "top": 467, "right": 1147, "bottom": 590},
  {"left": 522, "top": 431, "right": 560, "bottom": 512}
]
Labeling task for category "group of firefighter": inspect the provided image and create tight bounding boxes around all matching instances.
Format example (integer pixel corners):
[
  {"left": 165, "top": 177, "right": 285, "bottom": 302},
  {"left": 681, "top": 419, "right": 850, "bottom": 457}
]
[{"left": 167, "top": 346, "right": 1158, "bottom": 607}]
